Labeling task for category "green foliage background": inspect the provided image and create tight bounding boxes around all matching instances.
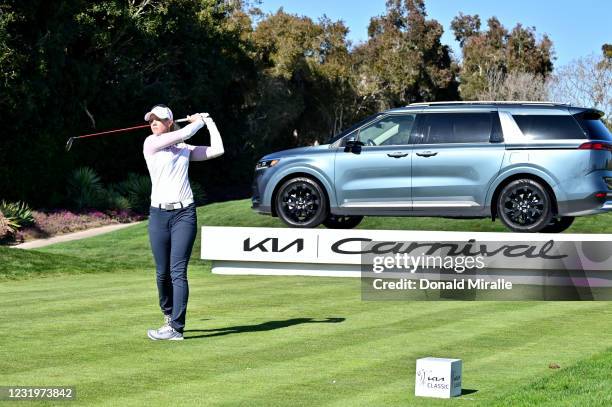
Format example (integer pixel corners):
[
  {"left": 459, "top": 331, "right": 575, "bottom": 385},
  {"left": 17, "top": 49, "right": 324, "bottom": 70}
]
[{"left": 0, "top": 0, "right": 561, "bottom": 207}]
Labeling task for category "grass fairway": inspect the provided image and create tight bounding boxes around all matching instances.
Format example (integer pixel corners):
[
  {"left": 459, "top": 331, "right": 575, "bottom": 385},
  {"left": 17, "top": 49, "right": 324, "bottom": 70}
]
[{"left": 1, "top": 199, "right": 611, "bottom": 406}]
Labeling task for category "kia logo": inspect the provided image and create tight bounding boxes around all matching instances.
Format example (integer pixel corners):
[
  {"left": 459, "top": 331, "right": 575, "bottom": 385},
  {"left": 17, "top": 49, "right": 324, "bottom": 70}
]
[{"left": 243, "top": 237, "right": 304, "bottom": 253}]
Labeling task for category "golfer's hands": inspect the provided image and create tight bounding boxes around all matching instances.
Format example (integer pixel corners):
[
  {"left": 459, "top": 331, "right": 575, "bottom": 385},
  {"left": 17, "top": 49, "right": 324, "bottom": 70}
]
[
  {"left": 200, "top": 113, "right": 214, "bottom": 126},
  {"left": 187, "top": 113, "right": 210, "bottom": 123}
]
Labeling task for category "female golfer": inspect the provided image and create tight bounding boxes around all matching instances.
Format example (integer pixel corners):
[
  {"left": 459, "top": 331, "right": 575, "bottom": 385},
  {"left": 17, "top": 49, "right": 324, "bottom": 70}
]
[{"left": 143, "top": 104, "right": 223, "bottom": 341}]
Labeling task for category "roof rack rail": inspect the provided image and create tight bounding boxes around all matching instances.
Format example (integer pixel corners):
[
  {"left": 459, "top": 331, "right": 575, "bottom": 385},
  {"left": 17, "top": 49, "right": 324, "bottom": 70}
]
[{"left": 407, "top": 101, "right": 569, "bottom": 107}]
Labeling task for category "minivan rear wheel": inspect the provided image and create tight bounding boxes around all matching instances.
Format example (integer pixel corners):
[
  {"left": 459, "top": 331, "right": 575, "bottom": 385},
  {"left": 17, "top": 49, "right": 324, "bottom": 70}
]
[
  {"left": 275, "top": 177, "right": 328, "bottom": 228},
  {"left": 323, "top": 215, "right": 363, "bottom": 229},
  {"left": 497, "top": 179, "right": 553, "bottom": 233}
]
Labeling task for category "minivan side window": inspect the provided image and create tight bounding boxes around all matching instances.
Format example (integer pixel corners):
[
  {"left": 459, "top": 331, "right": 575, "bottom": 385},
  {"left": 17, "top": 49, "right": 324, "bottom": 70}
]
[
  {"left": 357, "top": 114, "right": 416, "bottom": 146},
  {"left": 414, "top": 113, "right": 494, "bottom": 144},
  {"left": 330, "top": 113, "right": 382, "bottom": 144},
  {"left": 512, "top": 115, "right": 586, "bottom": 140},
  {"left": 572, "top": 112, "right": 612, "bottom": 142}
]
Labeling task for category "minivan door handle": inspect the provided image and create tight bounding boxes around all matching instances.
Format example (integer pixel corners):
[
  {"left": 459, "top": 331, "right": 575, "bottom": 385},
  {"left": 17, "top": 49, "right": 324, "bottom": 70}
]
[
  {"left": 387, "top": 152, "right": 409, "bottom": 158},
  {"left": 416, "top": 151, "right": 438, "bottom": 157}
]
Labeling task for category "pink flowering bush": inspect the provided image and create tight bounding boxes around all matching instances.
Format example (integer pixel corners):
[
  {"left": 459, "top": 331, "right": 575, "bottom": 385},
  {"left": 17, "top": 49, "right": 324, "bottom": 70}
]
[
  {"left": 9, "top": 209, "right": 145, "bottom": 244},
  {"left": 2, "top": 168, "right": 165, "bottom": 245}
]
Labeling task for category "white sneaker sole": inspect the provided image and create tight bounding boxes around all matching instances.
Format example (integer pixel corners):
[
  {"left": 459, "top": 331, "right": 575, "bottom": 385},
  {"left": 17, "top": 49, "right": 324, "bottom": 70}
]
[{"left": 147, "top": 330, "right": 184, "bottom": 341}]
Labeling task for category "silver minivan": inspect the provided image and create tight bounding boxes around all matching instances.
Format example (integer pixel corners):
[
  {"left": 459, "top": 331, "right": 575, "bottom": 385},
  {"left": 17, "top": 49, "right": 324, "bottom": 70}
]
[{"left": 252, "top": 102, "right": 612, "bottom": 232}]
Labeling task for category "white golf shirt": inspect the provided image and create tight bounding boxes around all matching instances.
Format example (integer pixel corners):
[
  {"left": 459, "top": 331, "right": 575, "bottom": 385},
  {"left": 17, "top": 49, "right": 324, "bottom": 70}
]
[{"left": 143, "top": 121, "right": 204, "bottom": 205}]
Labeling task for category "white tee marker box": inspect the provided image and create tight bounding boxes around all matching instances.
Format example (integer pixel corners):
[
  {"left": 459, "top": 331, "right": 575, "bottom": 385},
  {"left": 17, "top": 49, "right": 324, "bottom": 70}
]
[{"left": 415, "top": 357, "right": 462, "bottom": 398}]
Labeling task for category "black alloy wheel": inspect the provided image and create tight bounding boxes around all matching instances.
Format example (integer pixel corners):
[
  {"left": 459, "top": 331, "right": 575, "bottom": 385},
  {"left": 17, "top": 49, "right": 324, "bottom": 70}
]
[
  {"left": 323, "top": 215, "right": 364, "bottom": 229},
  {"left": 497, "top": 179, "right": 553, "bottom": 233},
  {"left": 540, "top": 216, "right": 575, "bottom": 233},
  {"left": 275, "top": 177, "right": 328, "bottom": 228}
]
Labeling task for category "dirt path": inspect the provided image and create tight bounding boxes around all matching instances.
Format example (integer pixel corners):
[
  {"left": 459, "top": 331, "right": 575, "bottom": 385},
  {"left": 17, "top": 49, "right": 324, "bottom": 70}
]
[{"left": 13, "top": 221, "right": 143, "bottom": 249}]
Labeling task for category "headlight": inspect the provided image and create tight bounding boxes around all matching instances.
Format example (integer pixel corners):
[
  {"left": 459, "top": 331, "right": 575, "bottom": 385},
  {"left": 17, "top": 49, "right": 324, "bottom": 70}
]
[{"left": 255, "top": 159, "right": 280, "bottom": 170}]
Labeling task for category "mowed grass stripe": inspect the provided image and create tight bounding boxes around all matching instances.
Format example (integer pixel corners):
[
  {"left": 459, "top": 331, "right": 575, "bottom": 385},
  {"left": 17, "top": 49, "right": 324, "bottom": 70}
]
[
  {"left": 1, "top": 272, "right": 353, "bottom": 316},
  {"left": 2, "top": 286, "right": 608, "bottom": 406},
  {"left": 0, "top": 280, "right": 368, "bottom": 327},
  {"left": 486, "top": 348, "right": 612, "bottom": 407},
  {"left": 89, "top": 303, "right": 606, "bottom": 406},
  {"left": 0, "top": 270, "right": 492, "bottom": 376},
  {"left": 1, "top": 274, "right": 604, "bottom": 360},
  {"left": 247, "top": 306, "right": 611, "bottom": 407},
  {"left": 2, "top": 303, "right": 494, "bottom": 406},
  {"left": 0, "top": 247, "right": 140, "bottom": 281},
  {"left": 0, "top": 275, "right": 369, "bottom": 327},
  {"left": 1, "top": 266, "right": 342, "bottom": 306},
  {"left": 2, "top": 199, "right": 611, "bottom": 405},
  {"left": 211, "top": 302, "right": 609, "bottom": 406},
  {"left": 21, "top": 303, "right": 525, "bottom": 406},
  {"left": 324, "top": 343, "right": 611, "bottom": 407},
  {"left": 404, "top": 308, "right": 612, "bottom": 406},
  {"left": 2, "top": 275, "right": 480, "bottom": 376},
  {"left": 94, "top": 304, "right": 560, "bottom": 404},
  {"left": 1, "top": 289, "right": 355, "bottom": 369}
]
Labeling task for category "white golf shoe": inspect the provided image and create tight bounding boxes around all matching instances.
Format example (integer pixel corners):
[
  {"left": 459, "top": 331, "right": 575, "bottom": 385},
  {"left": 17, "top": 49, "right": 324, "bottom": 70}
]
[{"left": 147, "top": 325, "right": 184, "bottom": 341}]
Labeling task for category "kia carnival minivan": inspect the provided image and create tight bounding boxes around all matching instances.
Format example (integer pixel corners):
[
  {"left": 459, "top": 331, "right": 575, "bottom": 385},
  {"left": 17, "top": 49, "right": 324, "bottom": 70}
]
[{"left": 252, "top": 102, "right": 612, "bottom": 232}]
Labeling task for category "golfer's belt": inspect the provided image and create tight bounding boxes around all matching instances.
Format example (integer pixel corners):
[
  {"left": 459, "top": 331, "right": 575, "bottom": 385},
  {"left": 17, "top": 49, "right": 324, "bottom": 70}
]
[{"left": 151, "top": 198, "right": 194, "bottom": 211}]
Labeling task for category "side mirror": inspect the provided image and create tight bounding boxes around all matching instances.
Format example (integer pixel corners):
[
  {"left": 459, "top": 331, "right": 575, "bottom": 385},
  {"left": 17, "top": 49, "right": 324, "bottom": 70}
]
[{"left": 344, "top": 136, "right": 364, "bottom": 154}]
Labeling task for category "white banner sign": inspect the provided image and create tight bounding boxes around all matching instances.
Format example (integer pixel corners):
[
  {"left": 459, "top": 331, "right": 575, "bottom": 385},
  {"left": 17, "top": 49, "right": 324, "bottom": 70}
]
[{"left": 201, "top": 226, "right": 612, "bottom": 270}]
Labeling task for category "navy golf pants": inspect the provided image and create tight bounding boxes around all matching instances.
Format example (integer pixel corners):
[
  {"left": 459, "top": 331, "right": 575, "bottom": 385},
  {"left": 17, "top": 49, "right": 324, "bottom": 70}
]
[{"left": 148, "top": 203, "right": 197, "bottom": 333}]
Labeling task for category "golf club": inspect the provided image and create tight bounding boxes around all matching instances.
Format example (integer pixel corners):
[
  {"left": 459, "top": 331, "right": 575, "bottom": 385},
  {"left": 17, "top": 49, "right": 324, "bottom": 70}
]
[{"left": 66, "top": 117, "right": 190, "bottom": 151}]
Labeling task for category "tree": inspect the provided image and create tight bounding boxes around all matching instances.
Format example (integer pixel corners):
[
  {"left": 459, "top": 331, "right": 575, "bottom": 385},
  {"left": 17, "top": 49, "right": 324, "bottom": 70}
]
[
  {"left": 452, "top": 13, "right": 553, "bottom": 100},
  {"left": 450, "top": 12, "right": 480, "bottom": 47},
  {"left": 351, "top": 0, "right": 458, "bottom": 111},
  {"left": 246, "top": 9, "right": 354, "bottom": 149},
  {"left": 477, "top": 68, "right": 548, "bottom": 101},
  {"left": 548, "top": 46, "right": 612, "bottom": 125},
  {"left": 602, "top": 43, "right": 612, "bottom": 59},
  {"left": 0, "top": 0, "right": 256, "bottom": 204}
]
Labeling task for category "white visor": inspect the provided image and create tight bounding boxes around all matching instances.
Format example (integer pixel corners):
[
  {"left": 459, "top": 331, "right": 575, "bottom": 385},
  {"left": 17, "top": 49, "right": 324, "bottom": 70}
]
[{"left": 144, "top": 105, "right": 173, "bottom": 122}]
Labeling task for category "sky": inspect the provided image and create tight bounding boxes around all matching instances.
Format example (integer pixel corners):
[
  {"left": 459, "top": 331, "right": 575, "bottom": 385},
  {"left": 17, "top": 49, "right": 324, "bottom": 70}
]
[{"left": 257, "top": 0, "right": 611, "bottom": 67}]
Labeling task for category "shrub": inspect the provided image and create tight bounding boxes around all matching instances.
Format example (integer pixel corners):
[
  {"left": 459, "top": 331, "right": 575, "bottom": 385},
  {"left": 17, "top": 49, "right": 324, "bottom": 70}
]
[
  {"left": 104, "top": 184, "right": 132, "bottom": 212},
  {"left": 106, "top": 210, "right": 136, "bottom": 223},
  {"left": 0, "top": 200, "right": 35, "bottom": 227},
  {"left": 108, "top": 193, "right": 132, "bottom": 212},
  {"left": 0, "top": 210, "right": 18, "bottom": 239},
  {"left": 67, "top": 167, "right": 104, "bottom": 211},
  {"left": 29, "top": 210, "right": 114, "bottom": 236},
  {"left": 117, "top": 173, "right": 151, "bottom": 214},
  {"left": 12, "top": 209, "right": 145, "bottom": 243}
]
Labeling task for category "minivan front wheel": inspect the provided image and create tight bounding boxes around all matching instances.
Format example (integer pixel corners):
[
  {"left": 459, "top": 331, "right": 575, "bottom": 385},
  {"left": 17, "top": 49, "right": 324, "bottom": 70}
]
[
  {"left": 497, "top": 179, "right": 553, "bottom": 233},
  {"left": 275, "top": 177, "right": 328, "bottom": 228}
]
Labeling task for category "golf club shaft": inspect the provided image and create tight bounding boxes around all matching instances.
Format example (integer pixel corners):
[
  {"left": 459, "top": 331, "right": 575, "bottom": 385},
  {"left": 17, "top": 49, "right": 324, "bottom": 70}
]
[{"left": 75, "top": 117, "right": 189, "bottom": 140}]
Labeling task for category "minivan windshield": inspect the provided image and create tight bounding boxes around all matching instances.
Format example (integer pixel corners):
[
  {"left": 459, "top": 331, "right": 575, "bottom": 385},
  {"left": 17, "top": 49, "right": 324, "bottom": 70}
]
[{"left": 328, "top": 113, "right": 382, "bottom": 144}]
